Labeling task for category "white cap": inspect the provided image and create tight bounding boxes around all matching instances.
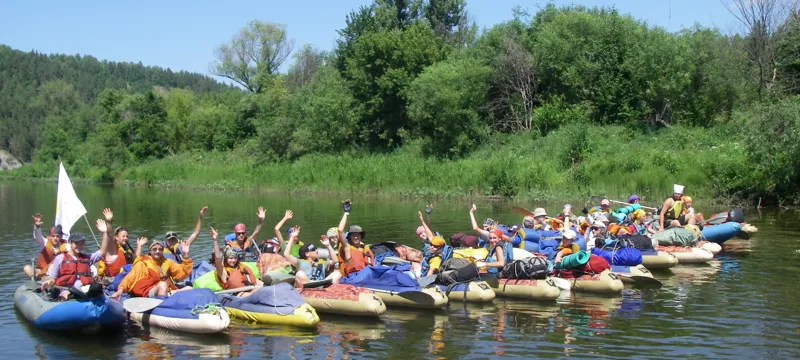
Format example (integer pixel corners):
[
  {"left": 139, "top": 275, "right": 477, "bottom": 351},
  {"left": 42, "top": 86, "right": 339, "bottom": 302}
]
[
  {"left": 532, "top": 208, "right": 547, "bottom": 217},
  {"left": 591, "top": 221, "right": 606, "bottom": 229},
  {"left": 562, "top": 229, "right": 576, "bottom": 240},
  {"left": 674, "top": 184, "right": 685, "bottom": 194},
  {"left": 563, "top": 204, "right": 572, "bottom": 209}
]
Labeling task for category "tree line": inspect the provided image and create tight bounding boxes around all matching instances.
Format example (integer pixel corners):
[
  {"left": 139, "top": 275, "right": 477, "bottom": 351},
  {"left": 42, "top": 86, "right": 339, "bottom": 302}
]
[{"left": 2, "top": 0, "right": 800, "bottom": 201}]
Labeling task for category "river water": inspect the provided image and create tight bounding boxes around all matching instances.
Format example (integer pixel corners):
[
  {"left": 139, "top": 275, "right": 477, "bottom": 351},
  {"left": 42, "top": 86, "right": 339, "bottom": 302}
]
[{"left": 1, "top": 181, "right": 798, "bottom": 359}]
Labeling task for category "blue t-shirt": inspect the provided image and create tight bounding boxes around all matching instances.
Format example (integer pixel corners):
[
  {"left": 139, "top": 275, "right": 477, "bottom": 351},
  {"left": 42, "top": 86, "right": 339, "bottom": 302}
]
[{"left": 298, "top": 259, "right": 326, "bottom": 281}]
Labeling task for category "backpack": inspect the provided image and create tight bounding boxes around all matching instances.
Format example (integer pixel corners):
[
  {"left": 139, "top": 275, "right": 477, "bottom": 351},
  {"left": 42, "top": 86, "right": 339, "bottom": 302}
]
[
  {"left": 500, "top": 257, "right": 549, "bottom": 280},
  {"left": 436, "top": 258, "right": 479, "bottom": 285},
  {"left": 450, "top": 233, "right": 479, "bottom": 248}
]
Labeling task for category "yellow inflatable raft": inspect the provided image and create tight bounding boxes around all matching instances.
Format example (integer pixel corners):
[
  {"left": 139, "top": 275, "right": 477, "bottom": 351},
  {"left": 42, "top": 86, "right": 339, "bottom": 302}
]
[
  {"left": 481, "top": 275, "right": 561, "bottom": 301},
  {"left": 557, "top": 270, "right": 624, "bottom": 294},
  {"left": 641, "top": 251, "right": 679, "bottom": 269},
  {"left": 299, "top": 284, "right": 386, "bottom": 317},
  {"left": 225, "top": 303, "right": 319, "bottom": 327},
  {"left": 370, "top": 286, "right": 449, "bottom": 309}
]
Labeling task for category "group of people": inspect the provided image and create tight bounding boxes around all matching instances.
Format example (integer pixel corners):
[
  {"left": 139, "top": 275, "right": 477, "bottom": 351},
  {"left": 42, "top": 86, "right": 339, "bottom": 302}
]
[{"left": 25, "top": 185, "right": 703, "bottom": 300}]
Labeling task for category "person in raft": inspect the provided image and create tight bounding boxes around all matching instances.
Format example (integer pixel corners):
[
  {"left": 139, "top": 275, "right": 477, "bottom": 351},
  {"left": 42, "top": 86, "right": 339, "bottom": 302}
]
[
  {"left": 469, "top": 204, "right": 512, "bottom": 247},
  {"left": 226, "top": 206, "right": 267, "bottom": 254},
  {"left": 530, "top": 207, "right": 554, "bottom": 231},
  {"left": 554, "top": 230, "right": 580, "bottom": 264},
  {"left": 628, "top": 209, "right": 649, "bottom": 235},
  {"left": 209, "top": 227, "right": 261, "bottom": 296},
  {"left": 23, "top": 213, "right": 66, "bottom": 279},
  {"left": 110, "top": 237, "right": 193, "bottom": 299},
  {"left": 94, "top": 208, "right": 136, "bottom": 284},
  {"left": 583, "top": 199, "right": 612, "bottom": 223},
  {"left": 421, "top": 235, "right": 447, "bottom": 276},
  {"left": 337, "top": 200, "right": 374, "bottom": 276},
  {"left": 658, "top": 184, "right": 702, "bottom": 230},
  {"left": 476, "top": 229, "right": 511, "bottom": 275},
  {"left": 39, "top": 231, "right": 100, "bottom": 300},
  {"left": 283, "top": 225, "right": 340, "bottom": 288}
]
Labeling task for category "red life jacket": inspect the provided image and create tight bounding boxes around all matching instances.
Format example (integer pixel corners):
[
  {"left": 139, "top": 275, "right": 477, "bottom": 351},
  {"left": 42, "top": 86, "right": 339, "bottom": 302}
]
[
  {"left": 56, "top": 253, "right": 95, "bottom": 287},
  {"left": 338, "top": 244, "right": 374, "bottom": 276}
]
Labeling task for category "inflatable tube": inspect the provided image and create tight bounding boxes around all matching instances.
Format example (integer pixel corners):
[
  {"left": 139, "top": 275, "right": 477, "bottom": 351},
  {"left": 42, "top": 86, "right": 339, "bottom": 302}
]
[
  {"left": 370, "top": 286, "right": 448, "bottom": 309},
  {"left": 437, "top": 281, "right": 496, "bottom": 303},
  {"left": 14, "top": 281, "right": 125, "bottom": 332},
  {"left": 128, "top": 289, "right": 230, "bottom": 334},
  {"left": 700, "top": 242, "right": 722, "bottom": 254},
  {"left": 299, "top": 284, "right": 386, "bottom": 317},
  {"left": 129, "top": 309, "right": 229, "bottom": 334},
  {"left": 218, "top": 284, "right": 319, "bottom": 327},
  {"left": 194, "top": 262, "right": 261, "bottom": 292},
  {"left": 741, "top": 223, "right": 758, "bottom": 234},
  {"left": 610, "top": 265, "right": 653, "bottom": 284},
  {"left": 561, "top": 270, "right": 624, "bottom": 294},
  {"left": 640, "top": 250, "right": 679, "bottom": 269},
  {"left": 481, "top": 275, "right": 560, "bottom": 301},
  {"left": 701, "top": 222, "right": 742, "bottom": 244},
  {"left": 658, "top": 246, "right": 714, "bottom": 264}
]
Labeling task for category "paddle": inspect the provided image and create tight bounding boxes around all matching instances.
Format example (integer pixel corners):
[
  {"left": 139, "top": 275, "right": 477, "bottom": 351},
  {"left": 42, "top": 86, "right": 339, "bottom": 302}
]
[
  {"left": 549, "top": 277, "right": 572, "bottom": 291},
  {"left": 590, "top": 196, "right": 657, "bottom": 211},
  {"left": 302, "top": 278, "right": 333, "bottom": 289},
  {"left": 215, "top": 286, "right": 256, "bottom": 295},
  {"left": 616, "top": 274, "right": 663, "bottom": 288},
  {"left": 123, "top": 297, "right": 164, "bottom": 313},
  {"left": 381, "top": 256, "right": 411, "bottom": 265},
  {"left": 417, "top": 275, "right": 437, "bottom": 287}
]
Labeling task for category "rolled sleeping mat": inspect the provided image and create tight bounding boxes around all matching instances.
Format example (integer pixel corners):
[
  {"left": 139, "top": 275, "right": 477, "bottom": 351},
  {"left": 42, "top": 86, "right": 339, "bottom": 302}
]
[{"left": 554, "top": 250, "right": 591, "bottom": 270}]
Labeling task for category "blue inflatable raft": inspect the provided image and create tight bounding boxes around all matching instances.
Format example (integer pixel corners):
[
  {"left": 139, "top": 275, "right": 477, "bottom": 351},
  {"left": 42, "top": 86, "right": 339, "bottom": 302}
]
[
  {"left": 701, "top": 222, "right": 742, "bottom": 244},
  {"left": 14, "top": 281, "right": 125, "bottom": 333}
]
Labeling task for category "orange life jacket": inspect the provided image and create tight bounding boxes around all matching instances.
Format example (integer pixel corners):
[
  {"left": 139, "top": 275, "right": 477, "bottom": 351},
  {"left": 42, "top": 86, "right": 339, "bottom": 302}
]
[
  {"left": 339, "top": 244, "right": 373, "bottom": 276},
  {"left": 103, "top": 247, "right": 128, "bottom": 277},
  {"left": 55, "top": 253, "right": 94, "bottom": 287},
  {"left": 36, "top": 243, "right": 64, "bottom": 273},
  {"left": 129, "top": 256, "right": 178, "bottom": 297},
  {"left": 217, "top": 263, "right": 256, "bottom": 290}
]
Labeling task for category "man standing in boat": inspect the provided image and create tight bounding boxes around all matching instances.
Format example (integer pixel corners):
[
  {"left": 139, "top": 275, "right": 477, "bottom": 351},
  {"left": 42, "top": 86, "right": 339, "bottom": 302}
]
[{"left": 23, "top": 213, "right": 66, "bottom": 280}]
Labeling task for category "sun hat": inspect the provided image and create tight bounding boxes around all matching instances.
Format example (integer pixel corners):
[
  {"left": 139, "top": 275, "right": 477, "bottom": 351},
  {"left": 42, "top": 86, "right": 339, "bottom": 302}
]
[
  {"left": 562, "top": 230, "right": 576, "bottom": 240},
  {"left": 532, "top": 208, "right": 547, "bottom": 218}
]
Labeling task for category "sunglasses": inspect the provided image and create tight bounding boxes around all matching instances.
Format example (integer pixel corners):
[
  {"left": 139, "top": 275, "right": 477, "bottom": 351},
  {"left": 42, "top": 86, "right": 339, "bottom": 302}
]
[
  {"left": 150, "top": 247, "right": 164, "bottom": 252},
  {"left": 236, "top": 232, "right": 246, "bottom": 236}
]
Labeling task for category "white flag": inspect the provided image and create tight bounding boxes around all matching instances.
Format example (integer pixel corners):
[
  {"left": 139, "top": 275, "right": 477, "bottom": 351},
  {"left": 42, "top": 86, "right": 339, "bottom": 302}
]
[{"left": 55, "top": 163, "right": 87, "bottom": 239}]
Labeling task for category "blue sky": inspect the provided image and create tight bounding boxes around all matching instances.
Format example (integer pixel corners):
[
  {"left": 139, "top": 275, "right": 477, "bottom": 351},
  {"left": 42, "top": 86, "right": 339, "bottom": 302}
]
[{"left": 0, "top": 1, "right": 738, "bottom": 78}]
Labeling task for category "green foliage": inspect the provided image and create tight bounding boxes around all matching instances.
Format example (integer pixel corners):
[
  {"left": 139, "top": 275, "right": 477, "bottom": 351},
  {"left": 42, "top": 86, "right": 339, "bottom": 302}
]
[
  {"left": 777, "top": 13, "right": 800, "bottom": 94},
  {"left": 407, "top": 58, "right": 491, "bottom": 157},
  {"left": 532, "top": 97, "right": 590, "bottom": 136}
]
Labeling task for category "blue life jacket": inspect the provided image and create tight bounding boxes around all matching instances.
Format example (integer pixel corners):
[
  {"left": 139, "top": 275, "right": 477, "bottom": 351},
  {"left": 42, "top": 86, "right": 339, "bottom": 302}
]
[
  {"left": 421, "top": 244, "right": 453, "bottom": 274},
  {"left": 486, "top": 242, "right": 513, "bottom": 275}
]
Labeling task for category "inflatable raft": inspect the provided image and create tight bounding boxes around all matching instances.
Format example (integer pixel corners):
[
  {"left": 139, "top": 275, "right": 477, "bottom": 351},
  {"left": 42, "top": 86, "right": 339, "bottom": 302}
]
[
  {"left": 299, "top": 284, "right": 386, "bottom": 317},
  {"left": 640, "top": 250, "right": 679, "bottom": 269},
  {"left": 436, "top": 280, "right": 496, "bottom": 303},
  {"left": 218, "top": 283, "right": 319, "bottom": 327},
  {"left": 556, "top": 270, "right": 625, "bottom": 294},
  {"left": 610, "top": 265, "right": 654, "bottom": 284},
  {"left": 701, "top": 222, "right": 742, "bottom": 244},
  {"left": 657, "top": 246, "right": 714, "bottom": 264},
  {"left": 127, "top": 288, "right": 230, "bottom": 334},
  {"left": 14, "top": 281, "right": 125, "bottom": 333},
  {"left": 481, "top": 275, "right": 560, "bottom": 300},
  {"left": 699, "top": 241, "right": 722, "bottom": 254},
  {"left": 370, "top": 286, "right": 449, "bottom": 309}
]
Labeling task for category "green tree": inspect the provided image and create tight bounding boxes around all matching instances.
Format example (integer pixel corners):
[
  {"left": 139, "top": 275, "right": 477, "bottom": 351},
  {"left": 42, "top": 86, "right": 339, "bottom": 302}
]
[{"left": 408, "top": 58, "right": 491, "bottom": 157}]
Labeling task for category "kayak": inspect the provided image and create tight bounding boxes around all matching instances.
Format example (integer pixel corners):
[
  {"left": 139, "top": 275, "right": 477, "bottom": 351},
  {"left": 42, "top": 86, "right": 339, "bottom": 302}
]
[
  {"left": 640, "top": 250, "right": 679, "bottom": 269},
  {"left": 555, "top": 270, "right": 625, "bottom": 294},
  {"left": 127, "top": 288, "right": 230, "bottom": 334},
  {"left": 217, "top": 283, "right": 319, "bottom": 327},
  {"left": 481, "top": 275, "right": 560, "bottom": 301},
  {"left": 657, "top": 246, "right": 714, "bottom": 264},
  {"left": 299, "top": 284, "right": 387, "bottom": 317},
  {"left": 368, "top": 286, "right": 449, "bottom": 309},
  {"left": 14, "top": 281, "right": 125, "bottom": 333},
  {"left": 436, "top": 280, "right": 496, "bottom": 303}
]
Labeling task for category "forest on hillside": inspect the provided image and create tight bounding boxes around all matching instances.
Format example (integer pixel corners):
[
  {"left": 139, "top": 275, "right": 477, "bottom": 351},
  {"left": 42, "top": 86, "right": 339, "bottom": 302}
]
[{"left": 2, "top": 0, "right": 800, "bottom": 203}]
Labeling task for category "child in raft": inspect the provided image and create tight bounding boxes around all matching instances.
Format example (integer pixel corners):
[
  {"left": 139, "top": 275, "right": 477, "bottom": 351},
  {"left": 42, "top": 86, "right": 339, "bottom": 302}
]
[
  {"left": 554, "top": 230, "right": 580, "bottom": 265},
  {"left": 283, "top": 225, "right": 341, "bottom": 288},
  {"left": 209, "top": 227, "right": 261, "bottom": 296}
]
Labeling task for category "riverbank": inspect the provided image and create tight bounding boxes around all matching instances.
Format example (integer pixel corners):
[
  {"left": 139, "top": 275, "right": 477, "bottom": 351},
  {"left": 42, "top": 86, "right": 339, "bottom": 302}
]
[{"left": 1, "top": 124, "right": 753, "bottom": 206}]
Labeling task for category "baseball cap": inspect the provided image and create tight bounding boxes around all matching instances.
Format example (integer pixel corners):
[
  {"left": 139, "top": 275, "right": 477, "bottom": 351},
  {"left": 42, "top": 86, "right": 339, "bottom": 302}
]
[{"left": 299, "top": 243, "right": 317, "bottom": 259}]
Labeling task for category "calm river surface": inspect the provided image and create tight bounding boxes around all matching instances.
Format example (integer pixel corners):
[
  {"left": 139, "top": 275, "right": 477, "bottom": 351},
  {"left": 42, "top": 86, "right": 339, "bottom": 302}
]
[{"left": 1, "top": 181, "right": 799, "bottom": 359}]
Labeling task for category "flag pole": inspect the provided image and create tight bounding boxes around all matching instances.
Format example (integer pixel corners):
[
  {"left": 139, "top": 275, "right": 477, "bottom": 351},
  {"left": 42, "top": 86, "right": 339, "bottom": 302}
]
[{"left": 83, "top": 215, "right": 101, "bottom": 248}]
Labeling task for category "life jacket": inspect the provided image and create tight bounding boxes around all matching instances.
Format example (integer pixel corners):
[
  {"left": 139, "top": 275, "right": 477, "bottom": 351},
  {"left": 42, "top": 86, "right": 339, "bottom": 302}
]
[
  {"left": 421, "top": 245, "right": 452, "bottom": 274},
  {"left": 486, "top": 242, "right": 514, "bottom": 275},
  {"left": 56, "top": 253, "right": 94, "bottom": 287},
  {"left": 226, "top": 238, "right": 255, "bottom": 253},
  {"left": 143, "top": 256, "right": 179, "bottom": 289},
  {"left": 298, "top": 259, "right": 327, "bottom": 281},
  {"left": 665, "top": 200, "right": 685, "bottom": 220},
  {"left": 102, "top": 247, "right": 128, "bottom": 277},
  {"left": 629, "top": 222, "right": 647, "bottom": 236},
  {"left": 339, "top": 243, "right": 373, "bottom": 276},
  {"left": 161, "top": 241, "right": 183, "bottom": 262},
  {"left": 557, "top": 242, "right": 580, "bottom": 254},
  {"left": 36, "top": 243, "right": 65, "bottom": 272},
  {"left": 218, "top": 263, "right": 256, "bottom": 290}
]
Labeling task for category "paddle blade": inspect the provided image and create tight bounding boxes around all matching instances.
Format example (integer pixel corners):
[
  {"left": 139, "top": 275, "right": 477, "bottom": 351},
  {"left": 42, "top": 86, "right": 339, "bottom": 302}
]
[
  {"left": 631, "top": 276, "right": 663, "bottom": 288},
  {"left": 417, "top": 275, "right": 437, "bottom": 288},
  {"left": 215, "top": 285, "right": 256, "bottom": 295},
  {"left": 302, "top": 278, "right": 333, "bottom": 288},
  {"left": 549, "top": 277, "right": 572, "bottom": 291},
  {"left": 123, "top": 297, "right": 164, "bottom": 313},
  {"left": 381, "top": 256, "right": 411, "bottom": 265},
  {"left": 511, "top": 206, "right": 535, "bottom": 217}
]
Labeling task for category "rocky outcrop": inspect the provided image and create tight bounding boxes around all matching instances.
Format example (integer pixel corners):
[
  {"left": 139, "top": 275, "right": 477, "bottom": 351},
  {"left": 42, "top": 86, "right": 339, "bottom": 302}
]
[{"left": 0, "top": 150, "right": 22, "bottom": 171}]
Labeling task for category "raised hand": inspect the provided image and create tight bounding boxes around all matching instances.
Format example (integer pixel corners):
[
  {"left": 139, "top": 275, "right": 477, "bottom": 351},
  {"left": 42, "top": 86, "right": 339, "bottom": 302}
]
[
  {"left": 179, "top": 240, "right": 190, "bottom": 255},
  {"left": 320, "top": 235, "right": 330, "bottom": 247},
  {"left": 32, "top": 213, "right": 43, "bottom": 227},
  {"left": 137, "top": 237, "right": 148, "bottom": 247},
  {"left": 209, "top": 227, "right": 218, "bottom": 240},
  {"left": 103, "top": 208, "right": 113, "bottom": 222},
  {"left": 284, "top": 210, "right": 293, "bottom": 220},
  {"left": 95, "top": 219, "right": 108, "bottom": 233},
  {"left": 417, "top": 211, "right": 424, "bottom": 221},
  {"left": 257, "top": 206, "right": 266, "bottom": 221},
  {"left": 292, "top": 226, "right": 301, "bottom": 237},
  {"left": 470, "top": 204, "right": 477, "bottom": 213},
  {"left": 200, "top": 206, "right": 208, "bottom": 217},
  {"left": 425, "top": 204, "right": 434, "bottom": 214}
]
